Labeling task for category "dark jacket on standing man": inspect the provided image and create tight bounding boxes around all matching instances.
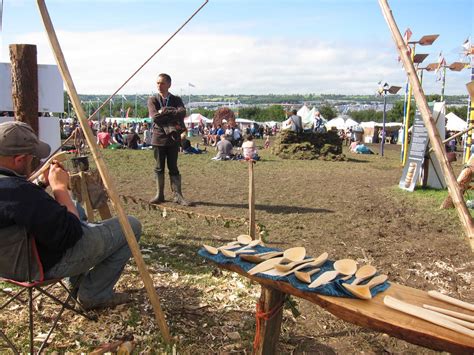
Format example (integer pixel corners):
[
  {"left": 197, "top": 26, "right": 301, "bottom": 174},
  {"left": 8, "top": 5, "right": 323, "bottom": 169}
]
[{"left": 147, "top": 94, "right": 186, "bottom": 146}]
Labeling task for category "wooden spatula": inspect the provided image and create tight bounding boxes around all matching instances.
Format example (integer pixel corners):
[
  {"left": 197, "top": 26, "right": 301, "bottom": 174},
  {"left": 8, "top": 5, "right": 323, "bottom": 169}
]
[
  {"left": 248, "top": 257, "right": 285, "bottom": 275},
  {"left": 342, "top": 274, "right": 387, "bottom": 299},
  {"left": 428, "top": 291, "right": 474, "bottom": 312},
  {"left": 384, "top": 296, "right": 474, "bottom": 337}
]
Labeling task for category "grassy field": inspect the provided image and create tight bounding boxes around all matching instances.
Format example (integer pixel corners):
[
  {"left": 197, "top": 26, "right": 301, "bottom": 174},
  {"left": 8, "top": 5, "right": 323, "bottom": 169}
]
[{"left": 1, "top": 138, "right": 472, "bottom": 353}]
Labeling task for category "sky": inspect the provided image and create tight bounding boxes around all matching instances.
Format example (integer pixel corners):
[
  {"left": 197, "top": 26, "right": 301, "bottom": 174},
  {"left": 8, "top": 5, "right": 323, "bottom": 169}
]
[{"left": 0, "top": 0, "right": 472, "bottom": 96}]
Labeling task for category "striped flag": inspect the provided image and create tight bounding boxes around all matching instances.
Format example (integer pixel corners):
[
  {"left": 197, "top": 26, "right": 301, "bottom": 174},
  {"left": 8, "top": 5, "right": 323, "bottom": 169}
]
[{"left": 435, "top": 52, "right": 446, "bottom": 81}]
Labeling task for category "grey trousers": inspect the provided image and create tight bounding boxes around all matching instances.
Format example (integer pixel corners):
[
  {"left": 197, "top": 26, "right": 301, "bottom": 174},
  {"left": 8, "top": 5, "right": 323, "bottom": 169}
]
[{"left": 45, "top": 216, "right": 142, "bottom": 303}]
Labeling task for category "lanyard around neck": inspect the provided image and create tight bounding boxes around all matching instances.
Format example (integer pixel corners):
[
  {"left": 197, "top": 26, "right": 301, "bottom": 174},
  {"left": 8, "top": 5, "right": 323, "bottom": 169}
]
[{"left": 158, "top": 95, "right": 170, "bottom": 109}]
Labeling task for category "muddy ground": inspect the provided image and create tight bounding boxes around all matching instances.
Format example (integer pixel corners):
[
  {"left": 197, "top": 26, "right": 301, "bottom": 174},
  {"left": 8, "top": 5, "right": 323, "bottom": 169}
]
[{"left": 1, "top": 140, "right": 472, "bottom": 353}]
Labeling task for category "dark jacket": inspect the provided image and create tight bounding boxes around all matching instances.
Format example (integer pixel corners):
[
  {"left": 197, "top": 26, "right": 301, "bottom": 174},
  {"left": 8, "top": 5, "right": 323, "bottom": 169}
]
[
  {"left": 148, "top": 94, "right": 186, "bottom": 146},
  {"left": 0, "top": 168, "right": 83, "bottom": 272}
]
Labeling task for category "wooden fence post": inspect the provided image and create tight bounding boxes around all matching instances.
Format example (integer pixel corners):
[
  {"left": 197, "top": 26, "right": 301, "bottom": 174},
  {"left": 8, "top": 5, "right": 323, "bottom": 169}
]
[{"left": 249, "top": 160, "right": 256, "bottom": 239}]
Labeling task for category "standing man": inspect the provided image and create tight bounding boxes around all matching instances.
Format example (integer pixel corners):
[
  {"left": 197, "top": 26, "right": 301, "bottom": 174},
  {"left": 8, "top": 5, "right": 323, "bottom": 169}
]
[{"left": 148, "top": 73, "right": 192, "bottom": 206}]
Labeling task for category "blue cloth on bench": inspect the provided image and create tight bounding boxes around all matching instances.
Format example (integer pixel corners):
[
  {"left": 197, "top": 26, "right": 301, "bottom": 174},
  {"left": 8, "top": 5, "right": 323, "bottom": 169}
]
[{"left": 198, "top": 245, "right": 390, "bottom": 298}]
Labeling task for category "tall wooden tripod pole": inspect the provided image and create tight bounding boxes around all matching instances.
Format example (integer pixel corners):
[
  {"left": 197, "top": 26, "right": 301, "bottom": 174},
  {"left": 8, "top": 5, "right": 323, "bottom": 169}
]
[
  {"left": 36, "top": 0, "right": 171, "bottom": 342},
  {"left": 379, "top": 0, "right": 474, "bottom": 251},
  {"left": 248, "top": 160, "right": 256, "bottom": 239}
]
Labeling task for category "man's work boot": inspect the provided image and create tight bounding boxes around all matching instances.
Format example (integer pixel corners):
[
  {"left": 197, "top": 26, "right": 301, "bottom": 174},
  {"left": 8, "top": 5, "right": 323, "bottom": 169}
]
[
  {"left": 170, "top": 174, "right": 193, "bottom": 206},
  {"left": 149, "top": 173, "right": 165, "bottom": 204},
  {"left": 79, "top": 292, "right": 131, "bottom": 311}
]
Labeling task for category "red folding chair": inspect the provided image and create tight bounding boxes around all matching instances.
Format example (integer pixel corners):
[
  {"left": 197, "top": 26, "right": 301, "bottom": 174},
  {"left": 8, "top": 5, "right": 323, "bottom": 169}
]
[{"left": 0, "top": 225, "right": 96, "bottom": 354}]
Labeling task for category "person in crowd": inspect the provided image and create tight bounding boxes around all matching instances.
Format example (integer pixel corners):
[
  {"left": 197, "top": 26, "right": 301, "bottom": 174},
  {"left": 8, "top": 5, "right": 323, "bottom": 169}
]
[
  {"left": 97, "top": 125, "right": 111, "bottom": 149},
  {"left": 180, "top": 133, "right": 205, "bottom": 154},
  {"left": 112, "top": 127, "right": 124, "bottom": 146},
  {"left": 233, "top": 126, "right": 243, "bottom": 147},
  {"left": 212, "top": 134, "right": 234, "bottom": 160},
  {"left": 242, "top": 134, "right": 260, "bottom": 160},
  {"left": 0, "top": 121, "right": 142, "bottom": 310},
  {"left": 125, "top": 128, "right": 141, "bottom": 149},
  {"left": 284, "top": 109, "right": 303, "bottom": 133},
  {"left": 143, "top": 123, "right": 152, "bottom": 148},
  {"left": 147, "top": 73, "right": 192, "bottom": 206},
  {"left": 264, "top": 134, "right": 270, "bottom": 149}
]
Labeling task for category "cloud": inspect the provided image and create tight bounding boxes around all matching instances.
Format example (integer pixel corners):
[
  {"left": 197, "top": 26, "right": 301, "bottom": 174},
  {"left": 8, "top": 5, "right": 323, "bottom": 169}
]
[{"left": 1, "top": 29, "right": 466, "bottom": 95}]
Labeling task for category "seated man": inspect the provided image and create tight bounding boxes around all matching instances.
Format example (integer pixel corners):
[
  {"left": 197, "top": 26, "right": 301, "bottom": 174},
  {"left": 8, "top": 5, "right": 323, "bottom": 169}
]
[
  {"left": 0, "top": 121, "right": 142, "bottom": 310},
  {"left": 212, "top": 134, "right": 233, "bottom": 160}
]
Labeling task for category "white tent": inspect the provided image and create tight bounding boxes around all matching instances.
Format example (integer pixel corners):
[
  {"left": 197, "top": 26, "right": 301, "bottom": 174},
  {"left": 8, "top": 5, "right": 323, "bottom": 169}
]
[
  {"left": 325, "top": 116, "right": 346, "bottom": 130},
  {"left": 446, "top": 112, "right": 467, "bottom": 132},
  {"left": 185, "top": 113, "right": 209, "bottom": 125},
  {"left": 345, "top": 118, "right": 359, "bottom": 129},
  {"left": 297, "top": 105, "right": 310, "bottom": 119}
]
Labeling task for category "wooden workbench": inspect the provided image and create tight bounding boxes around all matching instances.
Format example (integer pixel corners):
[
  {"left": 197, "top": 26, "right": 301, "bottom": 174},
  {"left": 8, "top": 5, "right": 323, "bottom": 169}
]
[{"left": 211, "top": 261, "right": 474, "bottom": 354}]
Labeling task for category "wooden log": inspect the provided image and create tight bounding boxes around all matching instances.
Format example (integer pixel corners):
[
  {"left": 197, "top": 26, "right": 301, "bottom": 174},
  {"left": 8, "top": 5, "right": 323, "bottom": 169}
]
[
  {"left": 248, "top": 160, "right": 256, "bottom": 239},
  {"left": 254, "top": 286, "right": 286, "bottom": 355},
  {"left": 36, "top": 0, "right": 171, "bottom": 343},
  {"left": 378, "top": 0, "right": 474, "bottom": 251},
  {"left": 9, "top": 44, "right": 39, "bottom": 134}
]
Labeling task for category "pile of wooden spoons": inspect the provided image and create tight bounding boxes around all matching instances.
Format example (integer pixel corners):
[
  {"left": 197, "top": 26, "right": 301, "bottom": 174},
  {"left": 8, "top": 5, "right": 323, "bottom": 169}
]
[{"left": 202, "top": 235, "right": 260, "bottom": 257}]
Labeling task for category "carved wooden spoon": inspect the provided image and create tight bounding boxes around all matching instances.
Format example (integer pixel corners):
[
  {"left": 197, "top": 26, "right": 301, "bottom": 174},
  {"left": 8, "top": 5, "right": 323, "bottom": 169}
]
[
  {"left": 342, "top": 274, "right": 388, "bottom": 299},
  {"left": 240, "top": 251, "right": 283, "bottom": 263},
  {"left": 351, "top": 265, "right": 377, "bottom": 285},
  {"left": 308, "top": 259, "right": 357, "bottom": 288}
]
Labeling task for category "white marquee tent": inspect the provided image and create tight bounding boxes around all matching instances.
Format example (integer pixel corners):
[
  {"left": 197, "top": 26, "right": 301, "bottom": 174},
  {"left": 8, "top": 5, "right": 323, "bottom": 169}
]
[{"left": 445, "top": 112, "right": 467, "bottom": 132}]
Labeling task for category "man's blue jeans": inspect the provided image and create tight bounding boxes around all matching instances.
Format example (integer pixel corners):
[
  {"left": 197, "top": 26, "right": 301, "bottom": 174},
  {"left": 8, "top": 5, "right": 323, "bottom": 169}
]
[{"left": 45, "top": 216, "right": 142, "bottom": 304}]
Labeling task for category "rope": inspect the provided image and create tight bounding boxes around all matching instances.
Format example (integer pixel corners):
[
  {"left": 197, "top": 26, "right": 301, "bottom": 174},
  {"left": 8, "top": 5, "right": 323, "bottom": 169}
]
[{"left": 253, "top": 297, "right": 286, "bottom": 351}]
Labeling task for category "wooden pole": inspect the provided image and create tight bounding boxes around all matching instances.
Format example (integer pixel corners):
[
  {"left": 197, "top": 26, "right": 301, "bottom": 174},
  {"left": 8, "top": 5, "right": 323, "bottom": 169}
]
[
  {"left": 378, "top": 0, "right": 474, "bottom": 251},
  {"left": 248, "top": 160, "right": 256, "bottom": 239},
  {"left": 9, "top": 44, "right": 39, "bottom": 134},
  {"left": 35, "top": 0, "right": 171, "bottom": 343},
  {"left": 253, "top": 286, "right": 285, "bottom": 355}
]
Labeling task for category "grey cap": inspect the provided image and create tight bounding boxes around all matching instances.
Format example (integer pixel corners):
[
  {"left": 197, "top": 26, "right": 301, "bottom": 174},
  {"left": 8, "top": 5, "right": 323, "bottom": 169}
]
[{"left": 0, "top": 121, "right": 51, "bottom": 159}]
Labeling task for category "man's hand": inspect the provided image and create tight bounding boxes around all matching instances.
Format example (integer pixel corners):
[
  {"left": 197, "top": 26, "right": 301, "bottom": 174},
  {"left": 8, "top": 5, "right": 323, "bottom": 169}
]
[{"left": 48, "top": 161, "right": 70, "bottom": 192}]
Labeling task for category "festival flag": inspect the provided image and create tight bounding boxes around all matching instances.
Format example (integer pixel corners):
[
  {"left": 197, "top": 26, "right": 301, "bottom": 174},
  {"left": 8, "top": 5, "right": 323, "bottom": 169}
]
[
  {"left": 462, "top": 37, "right": 470, "bottom": 51},
  {"left": 435, "top": 52, "right": 446, "bottom": 82},
  {"left": 188, "top": 82, "right": 196, "bottom": 88}
]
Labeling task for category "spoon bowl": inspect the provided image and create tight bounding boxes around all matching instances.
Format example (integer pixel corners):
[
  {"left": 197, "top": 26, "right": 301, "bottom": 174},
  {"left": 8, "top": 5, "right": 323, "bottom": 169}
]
[
  {"left": 237, "top": 234, "right": 253, "bottom": 244},
  {"left": 351, "top": 265, "right": 377, "bottom": 285},
  {"left": 281, "top": 247, "right": 306, "bottom": 263},
  {"left": 333, "top": 259, "right": 358, "bottom": 276}
]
